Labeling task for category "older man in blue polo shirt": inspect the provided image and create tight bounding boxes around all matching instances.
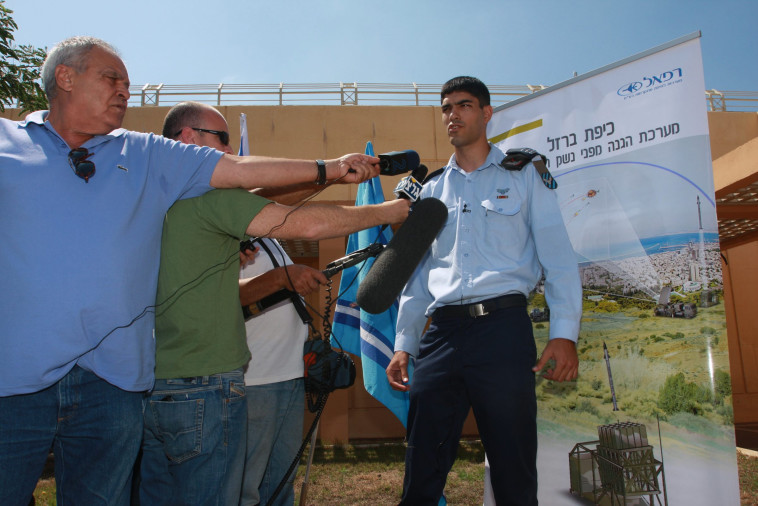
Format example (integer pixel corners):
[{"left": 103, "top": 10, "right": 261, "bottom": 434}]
[{"left": 0, "top": 36, "right": 380, "bottom": 506}]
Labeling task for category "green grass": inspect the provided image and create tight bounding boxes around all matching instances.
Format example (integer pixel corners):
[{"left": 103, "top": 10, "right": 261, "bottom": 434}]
[
  {"left": 31, "top": 442, "right": 758, "bottom": 505},
  {"left": 292, "top": 440, "right": 485, "bottom": 505},
  {"left": 739, "top": 452, "right": 758, "bottom": 505},
  {"left": 32, "top": 440, "right": 486, "bottom": 506}
]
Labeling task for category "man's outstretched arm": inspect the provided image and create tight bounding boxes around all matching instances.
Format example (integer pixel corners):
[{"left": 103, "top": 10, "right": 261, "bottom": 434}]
[
  {"left": 245, "top": 199, "right": 410, "bottom": 241},
  {"left": 239, "top": 264, "right": 326, "bottom": 306},
  {"left": 210, "top": 153, "right": 380, "bottom": 189}
]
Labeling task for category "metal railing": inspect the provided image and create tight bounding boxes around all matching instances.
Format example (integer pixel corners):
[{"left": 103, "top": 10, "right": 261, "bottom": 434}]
[
  {"left": 704, "top": 89, "right": 758, "bottom": 112},
  {"left": 126, "top": 82, "right": 758, "bottom": 112},
  {"left": 130, "top": 82, "right": 547, "bottom": 108}
]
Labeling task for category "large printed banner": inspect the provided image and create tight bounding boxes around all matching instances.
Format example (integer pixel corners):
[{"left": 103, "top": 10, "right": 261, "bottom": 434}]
[{"left": 488, "top": 33, "right": 740, "bottom": 504}]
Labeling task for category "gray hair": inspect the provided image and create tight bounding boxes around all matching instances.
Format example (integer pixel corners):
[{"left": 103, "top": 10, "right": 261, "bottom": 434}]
[
  {"left": 162, "top": 101, "right": 214, "bottom": 139},
  {"left": 41, "top": 36, "right": 120, "bottom": 101}
]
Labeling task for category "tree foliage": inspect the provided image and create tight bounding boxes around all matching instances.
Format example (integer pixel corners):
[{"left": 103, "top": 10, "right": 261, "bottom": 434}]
[
  {"left": 658, "top": 371, "right": 730, "bottom": 417},
  {"left": 0, "top": 0, "right": 47, "bottom": 113},
  {"left": 658, "top": 373, "right": 701, "bottom": 415}
]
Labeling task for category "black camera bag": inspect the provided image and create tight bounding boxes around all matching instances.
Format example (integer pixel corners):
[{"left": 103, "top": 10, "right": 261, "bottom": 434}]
[{"left": 303, "top": 338, "right": 356, "bottom": 396}]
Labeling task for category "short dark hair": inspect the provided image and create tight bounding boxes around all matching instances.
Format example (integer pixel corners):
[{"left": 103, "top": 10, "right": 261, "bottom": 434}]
[
  {"left": 440, "top": 76, "right": 490, "bottom": 107},
  {"left": 162, "top": 101, "right": 208, "bottom": 139}
]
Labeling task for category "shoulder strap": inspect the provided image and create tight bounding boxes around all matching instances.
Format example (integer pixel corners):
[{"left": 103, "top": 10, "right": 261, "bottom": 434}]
[
  {"left": 424, "top": 166, "right": 446, "bottom": 183},
  {"left": 500, "top": 148, "right": 557, "bottom": 190},
  {"left": 255, "top": 237, "right": 283, "bottom": 268},
  {"left": 245, "top": 238, "right": 313, "bottom": 324}
]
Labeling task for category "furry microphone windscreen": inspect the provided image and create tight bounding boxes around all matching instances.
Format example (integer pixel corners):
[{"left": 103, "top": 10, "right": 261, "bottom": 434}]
[{"left": 356, "top": 197, "right": 447, "bottom": 314}]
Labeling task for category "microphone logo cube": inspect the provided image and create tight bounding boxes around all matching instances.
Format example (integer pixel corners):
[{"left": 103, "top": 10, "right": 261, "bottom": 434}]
[{"left": 393, "top": 177, "right": 423, "bottom": 201}]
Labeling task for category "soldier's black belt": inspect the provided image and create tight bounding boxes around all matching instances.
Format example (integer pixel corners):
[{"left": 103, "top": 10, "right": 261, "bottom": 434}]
[{"left": 432, "top": 293, "right": 527, "bottom": 320}]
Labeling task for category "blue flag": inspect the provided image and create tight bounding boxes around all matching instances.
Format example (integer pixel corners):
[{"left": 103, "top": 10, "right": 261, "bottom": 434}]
[
  {"left": 238, "top": 113, "right": 249, "bottom": 156},
  {"left": 331, "top": 141, "right": 412, "bottom": 427},
  {"left": 330, "top": 143, "right": 444, "bottom": 505}
]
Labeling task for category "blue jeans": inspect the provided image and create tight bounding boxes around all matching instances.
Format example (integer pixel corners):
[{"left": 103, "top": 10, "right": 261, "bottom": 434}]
[
  {"left": 139, "top": 369, "right": 247, "bottom": 506},
  {"left": 0, "top": 366, "right": 143, "bottom": 506},
  {"left": 240, "top": 378, "right": 305, "bottom": 506}
]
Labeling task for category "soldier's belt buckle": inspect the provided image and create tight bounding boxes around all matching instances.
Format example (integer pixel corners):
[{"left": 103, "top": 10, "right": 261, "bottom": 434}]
[{"left": 468, "top": 303, "right": 489, "bottom": 318}]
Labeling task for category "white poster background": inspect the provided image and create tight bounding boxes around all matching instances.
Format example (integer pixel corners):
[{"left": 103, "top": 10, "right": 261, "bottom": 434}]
[{"left": 485, "top": 33, "right": 739, "bottom": 505}]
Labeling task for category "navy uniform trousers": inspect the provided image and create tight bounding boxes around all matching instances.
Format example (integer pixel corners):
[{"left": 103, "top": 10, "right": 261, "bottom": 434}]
[{"left": 400, "top": 304, "right": 538, "bottom": 506}]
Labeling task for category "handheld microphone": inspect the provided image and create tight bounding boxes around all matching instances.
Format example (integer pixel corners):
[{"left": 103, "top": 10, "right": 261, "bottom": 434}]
[
  {"left": 393, "top": 164, "right": 428, "bottom": 202},
  {"left": 356, "top": 197, "right": 447, "bottom": 314},
  {"left": 378, "top": 150, "right": 420, "bottom": 176},
  {"left": 322, "top": 243, "right": 385, "bottom": 279}
]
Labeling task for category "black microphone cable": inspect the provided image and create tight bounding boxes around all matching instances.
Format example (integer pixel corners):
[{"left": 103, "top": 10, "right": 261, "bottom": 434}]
[{"left": 91, "top": 172, "right": 350, "bottom": 350}]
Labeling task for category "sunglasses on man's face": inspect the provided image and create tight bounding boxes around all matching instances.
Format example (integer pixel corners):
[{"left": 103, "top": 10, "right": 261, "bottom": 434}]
[
  {"left": 68, "top": 147, "right": 96, "bottom": 183},
  {"left": 175, "top": 127, "right": 230, "bottom": 146}
]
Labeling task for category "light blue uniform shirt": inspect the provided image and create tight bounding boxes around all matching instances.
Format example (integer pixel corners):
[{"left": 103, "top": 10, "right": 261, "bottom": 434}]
[
  {"left": 0, "top": 111, "right": 223, "bottom": 395},
  {"left": 395, "top": 144, "right": 582, "bottom": 357}
]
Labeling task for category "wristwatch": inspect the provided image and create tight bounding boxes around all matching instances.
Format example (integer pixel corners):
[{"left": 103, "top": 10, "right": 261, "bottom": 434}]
[{"left": 315, "top": 159, "right": 327, "bottom": 185}]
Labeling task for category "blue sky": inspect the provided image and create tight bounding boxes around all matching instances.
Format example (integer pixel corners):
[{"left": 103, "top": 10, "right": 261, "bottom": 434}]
[{"left": 7, "top": 0, "right": 757, "bottom": 91}]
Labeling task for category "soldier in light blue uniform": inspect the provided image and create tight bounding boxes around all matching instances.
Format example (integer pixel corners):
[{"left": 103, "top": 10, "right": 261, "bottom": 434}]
[{"left": 387, "top": 76, "right": 582, "bottom": 506}]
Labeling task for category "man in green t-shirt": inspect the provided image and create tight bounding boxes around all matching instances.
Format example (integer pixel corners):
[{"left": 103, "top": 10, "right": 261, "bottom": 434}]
[{"left": 138, "top": 102, "right": 409, "bottom": 506}]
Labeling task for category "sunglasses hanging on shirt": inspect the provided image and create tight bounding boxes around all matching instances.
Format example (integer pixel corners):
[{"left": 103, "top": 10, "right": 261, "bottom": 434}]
[{"left": 67, "top": 147, "right": 96, "bottom": 183}]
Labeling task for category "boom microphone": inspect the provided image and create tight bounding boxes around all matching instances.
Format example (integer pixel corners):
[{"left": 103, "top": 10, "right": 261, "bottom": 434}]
[
  {"left": 378, "top": 150, "right": 420, "bottom": 176},
  {"left": 356, "top": 197, "right": 447, "bottom": 314}
]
